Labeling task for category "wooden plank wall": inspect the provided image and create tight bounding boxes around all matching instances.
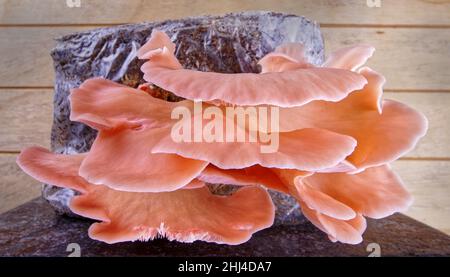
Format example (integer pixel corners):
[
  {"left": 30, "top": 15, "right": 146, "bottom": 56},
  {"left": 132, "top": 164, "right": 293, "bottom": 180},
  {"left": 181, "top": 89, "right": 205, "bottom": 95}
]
[{"left": 0, "top": 0, "right": 449, "bottom": 234}]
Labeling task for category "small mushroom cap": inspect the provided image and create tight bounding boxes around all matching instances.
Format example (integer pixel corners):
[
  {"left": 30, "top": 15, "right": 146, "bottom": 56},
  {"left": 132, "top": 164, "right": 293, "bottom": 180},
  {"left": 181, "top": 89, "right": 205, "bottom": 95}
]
[
  {"left": 137, "top": 30, "right": 176, "bottom": 59},
  {"left": 296, "top": 182, "right": 357, "bottom": 221},
  {"left": 323, "top": 45, "right": 376, "bottom": 71},
  {"left": 300, "top": 201, "right": 366, "bottom": 245},
  {"left": 198, "top": 164, "right": 288, "bottom": 193},
  {"left": 258, "top": 43, "right": 313, "bottom": 73},
  {"left": 16, "top": 146, "right": 89, "bottom": 193}
]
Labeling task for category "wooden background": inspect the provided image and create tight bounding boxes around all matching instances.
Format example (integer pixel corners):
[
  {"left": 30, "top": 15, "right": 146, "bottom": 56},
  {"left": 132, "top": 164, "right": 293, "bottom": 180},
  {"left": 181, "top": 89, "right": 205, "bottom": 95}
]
[{"left": 0, "top": 0, "right": 449, "bottom": 234}]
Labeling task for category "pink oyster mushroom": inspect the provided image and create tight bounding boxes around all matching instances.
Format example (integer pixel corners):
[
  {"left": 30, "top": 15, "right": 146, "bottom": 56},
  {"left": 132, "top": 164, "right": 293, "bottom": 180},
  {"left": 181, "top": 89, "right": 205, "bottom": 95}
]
[
  {"left": 138, "top": 30, "right": 368, "bottom": 107},
  {"left": 199, "top": 164, "right": 411, "bottom": 244},
  {"left": 16, "top": 29, "right": 427, "bottom": 245},
  {"left": 69, "top": 78, "right": 357, "bottom": 174},
  {"left": 259, "top": 43, "right": 428, "bottom": 172},
  {"left": 17, "top": 147, "right": 274, "bottom": 244}
]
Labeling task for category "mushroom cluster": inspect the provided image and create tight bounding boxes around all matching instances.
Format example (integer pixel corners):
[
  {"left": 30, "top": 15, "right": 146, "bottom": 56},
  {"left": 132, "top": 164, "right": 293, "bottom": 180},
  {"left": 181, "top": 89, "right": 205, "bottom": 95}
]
[{"left": 17, "top": 30, "right": 427, "bottom": 245}]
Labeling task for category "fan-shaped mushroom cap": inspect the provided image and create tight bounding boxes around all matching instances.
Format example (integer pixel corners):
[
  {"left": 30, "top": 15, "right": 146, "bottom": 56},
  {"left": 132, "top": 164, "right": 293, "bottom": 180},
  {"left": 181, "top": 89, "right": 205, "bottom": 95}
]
[
  {"left": 16, "top": 146, "right": 275, "bottom": 245},
  {"left": 277, "top": 68, "right": 428, "bottom": 172},
  {"left": 138, "top": 30, "right": 367, "bottom": 107},
  {"left": 272, "top": 164, "right": 411, "bottom": 244},
  {"left": 259, "top": 45, "right": 427, "bottom": 172}
]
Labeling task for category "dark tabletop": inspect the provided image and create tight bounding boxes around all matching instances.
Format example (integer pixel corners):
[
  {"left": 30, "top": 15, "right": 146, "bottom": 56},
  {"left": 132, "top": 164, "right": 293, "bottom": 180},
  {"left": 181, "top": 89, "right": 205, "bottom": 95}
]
[{"left": 0, "top": 197, "right": 449, "bottom": 257}]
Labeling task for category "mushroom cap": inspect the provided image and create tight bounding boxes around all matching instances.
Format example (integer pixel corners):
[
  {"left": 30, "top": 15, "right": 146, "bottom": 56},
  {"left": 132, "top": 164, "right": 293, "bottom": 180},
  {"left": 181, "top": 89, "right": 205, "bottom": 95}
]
[
  {"left": 138, "top": 30, "right": 368, "bottom": 107},
  {"left": 259, "top": 44, "right": 427, "bottom": 172},
  {"left": 277, "top": 67, "right": 428, "bottom": 172},
  {"left": 70, "top": 78, "right": 357, "bottom": 173},
  {"left": 16, "top": 146, "right": 275, "bottom": 245},
  {"left": 272, "top": 164, "right": 412, "bottom": 244},
  {"left": 198, "top": 164, "right": 288, "bottom": 193}
]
